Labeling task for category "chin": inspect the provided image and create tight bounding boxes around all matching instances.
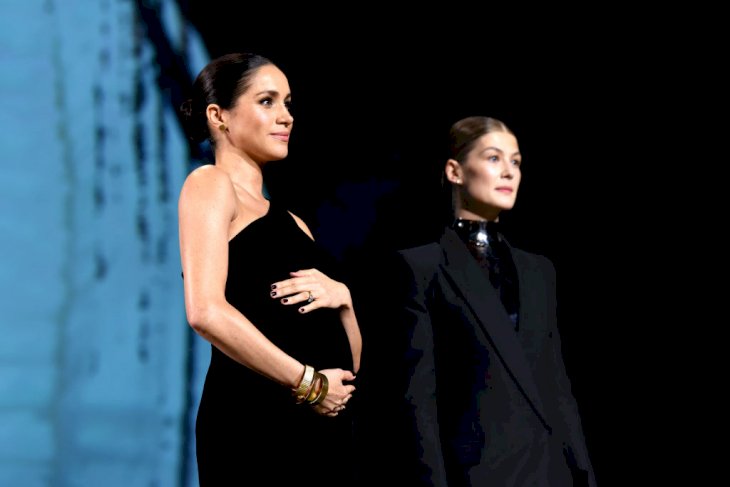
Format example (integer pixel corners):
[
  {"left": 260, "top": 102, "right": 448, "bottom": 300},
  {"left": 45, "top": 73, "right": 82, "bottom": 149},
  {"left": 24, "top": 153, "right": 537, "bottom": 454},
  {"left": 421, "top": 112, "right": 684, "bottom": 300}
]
[
  {"left": 489, "top": 198, "right": 515, "bottom": 212},
  {"left": 502, "top": 196, "right": 518, "bottom": 209},
  {"left": 268, "top": 149, "right": 289, "bottom": 161}
]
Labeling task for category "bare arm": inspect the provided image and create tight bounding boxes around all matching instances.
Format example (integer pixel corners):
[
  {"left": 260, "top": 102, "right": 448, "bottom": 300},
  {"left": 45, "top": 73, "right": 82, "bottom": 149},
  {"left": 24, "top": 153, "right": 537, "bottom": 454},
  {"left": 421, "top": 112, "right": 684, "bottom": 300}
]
[
  {"left": 338, "top": 292, "right": 362, "bottom": 373},
  {"left": 178, "top": 166, "right": 303, "bottom": 389}
]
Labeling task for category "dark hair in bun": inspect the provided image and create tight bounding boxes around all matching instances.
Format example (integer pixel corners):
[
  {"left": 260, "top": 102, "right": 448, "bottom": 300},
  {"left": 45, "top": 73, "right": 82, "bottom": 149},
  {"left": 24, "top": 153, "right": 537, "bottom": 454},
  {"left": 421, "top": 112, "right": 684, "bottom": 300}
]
[{"left": 180, "top": 53, "right": 273, "bottom": 144}]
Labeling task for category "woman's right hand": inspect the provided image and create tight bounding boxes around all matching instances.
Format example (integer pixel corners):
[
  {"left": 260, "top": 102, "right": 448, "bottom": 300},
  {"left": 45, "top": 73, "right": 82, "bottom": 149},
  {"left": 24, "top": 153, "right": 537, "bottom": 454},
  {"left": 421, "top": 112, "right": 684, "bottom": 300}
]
[{"left": 311, "top": 368, "right": 356, "bottom": 417}]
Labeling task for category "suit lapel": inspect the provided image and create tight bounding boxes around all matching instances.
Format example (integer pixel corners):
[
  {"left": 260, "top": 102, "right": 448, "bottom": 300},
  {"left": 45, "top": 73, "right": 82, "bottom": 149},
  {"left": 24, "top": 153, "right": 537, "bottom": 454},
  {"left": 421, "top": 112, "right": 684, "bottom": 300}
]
[{"left": 439, "top": 228, "right": 549, "bottom": 430}]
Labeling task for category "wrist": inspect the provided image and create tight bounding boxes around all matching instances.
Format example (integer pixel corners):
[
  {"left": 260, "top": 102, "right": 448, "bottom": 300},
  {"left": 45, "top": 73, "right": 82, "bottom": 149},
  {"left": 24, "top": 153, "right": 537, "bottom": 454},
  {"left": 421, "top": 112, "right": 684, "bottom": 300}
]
[
  {"left": 292, "top": 364, "right": 315, "bottom": 403},
  {"left": 337, "top": 284, "right": 352, "bottom": 310}
]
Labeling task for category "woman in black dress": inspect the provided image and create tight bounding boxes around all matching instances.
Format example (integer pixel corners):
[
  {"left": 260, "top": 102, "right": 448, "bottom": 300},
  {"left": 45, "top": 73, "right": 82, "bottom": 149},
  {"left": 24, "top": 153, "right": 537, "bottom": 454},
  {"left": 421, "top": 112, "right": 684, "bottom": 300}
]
[{"left": 178, "top": 53, "right": 361, "bottom": 486}]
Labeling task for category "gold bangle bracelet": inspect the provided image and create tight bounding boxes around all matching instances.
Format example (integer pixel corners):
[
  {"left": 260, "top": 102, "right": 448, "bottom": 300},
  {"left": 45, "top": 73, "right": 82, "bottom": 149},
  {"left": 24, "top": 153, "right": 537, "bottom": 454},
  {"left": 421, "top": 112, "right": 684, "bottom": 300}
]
[
  {"left": 296, "top": 376, "right": 317, "bottom": 405},
  {"left": 309, "top": 372, "right": 329, "bottom": 406},
  {"left": 305, "top": 375, "right": 321, "bottom": 403},
  {"left": 293, "top": 364, "right": 315, "bottom": 402}
]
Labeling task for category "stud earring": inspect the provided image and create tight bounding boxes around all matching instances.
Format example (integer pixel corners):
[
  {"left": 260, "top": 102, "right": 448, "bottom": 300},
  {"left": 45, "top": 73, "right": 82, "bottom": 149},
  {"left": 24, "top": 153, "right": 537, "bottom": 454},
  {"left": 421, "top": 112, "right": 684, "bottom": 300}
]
[
  {"left": 456, "top": 179, "right": 462, "bottom": 184},
  {"left": 218, "top": 123, "right": 227, "bottom": 132}
]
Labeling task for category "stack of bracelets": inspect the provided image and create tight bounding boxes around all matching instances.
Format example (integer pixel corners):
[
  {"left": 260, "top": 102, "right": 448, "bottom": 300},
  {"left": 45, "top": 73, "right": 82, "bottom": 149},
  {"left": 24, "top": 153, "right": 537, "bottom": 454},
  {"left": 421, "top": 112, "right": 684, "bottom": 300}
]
[{"left": 293, "top": 365, "right": 329, "bottom": 406}]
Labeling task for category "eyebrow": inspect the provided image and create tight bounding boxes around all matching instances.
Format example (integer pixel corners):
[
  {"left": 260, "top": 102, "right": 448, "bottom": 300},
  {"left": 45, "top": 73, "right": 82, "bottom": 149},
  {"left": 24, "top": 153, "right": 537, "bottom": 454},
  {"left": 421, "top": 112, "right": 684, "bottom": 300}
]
[
  {"left": 254, "top": 89, "right": 291, "bottom": 99},
  {"left": 480, "top": 146, "right": 521, "bottom": 157}
]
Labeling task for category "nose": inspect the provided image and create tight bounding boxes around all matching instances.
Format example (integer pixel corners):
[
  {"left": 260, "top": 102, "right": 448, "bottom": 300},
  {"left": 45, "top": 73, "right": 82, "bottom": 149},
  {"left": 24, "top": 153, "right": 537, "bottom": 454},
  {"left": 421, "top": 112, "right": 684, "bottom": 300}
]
[
  {"left": 278, "top": 105, "right": 293, "bottom": 126},
  {"left": 501, "top": 161, "right": 514, "bottom": 179}
]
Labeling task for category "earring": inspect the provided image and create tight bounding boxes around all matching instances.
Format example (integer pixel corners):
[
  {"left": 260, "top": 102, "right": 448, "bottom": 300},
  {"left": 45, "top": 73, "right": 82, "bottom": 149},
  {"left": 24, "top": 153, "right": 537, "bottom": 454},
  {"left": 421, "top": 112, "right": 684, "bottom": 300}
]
[
  {"left": 218, "top": 123, "right": 227, "bottom": 132},
  {"left": 456, "top": 179, "right": 462, "bottom": 184}
]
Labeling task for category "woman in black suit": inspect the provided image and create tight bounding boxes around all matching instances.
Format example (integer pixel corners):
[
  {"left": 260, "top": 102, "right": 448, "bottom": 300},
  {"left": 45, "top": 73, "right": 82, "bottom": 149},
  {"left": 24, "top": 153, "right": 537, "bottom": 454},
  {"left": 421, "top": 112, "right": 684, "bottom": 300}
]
[{"left": 356, "top": 116, "right": 596, "bottom": 486}]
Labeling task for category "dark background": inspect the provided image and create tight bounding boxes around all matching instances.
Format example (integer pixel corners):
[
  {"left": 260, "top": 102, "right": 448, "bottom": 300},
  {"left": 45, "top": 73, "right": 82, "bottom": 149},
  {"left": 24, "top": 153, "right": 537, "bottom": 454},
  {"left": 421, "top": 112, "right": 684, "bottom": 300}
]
[{"left": 156, "top": 4, "right": 720, "bottom": 482}]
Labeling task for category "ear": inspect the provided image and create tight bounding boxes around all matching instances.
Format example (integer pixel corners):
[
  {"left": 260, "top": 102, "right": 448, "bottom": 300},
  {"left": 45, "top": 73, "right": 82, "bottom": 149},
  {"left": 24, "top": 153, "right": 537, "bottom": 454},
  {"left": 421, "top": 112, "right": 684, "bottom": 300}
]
[
  {"left": 205, "top": 103, "right": 225, "bottom": 126},
  {"left": 444, "top": 159, "right": 463, "bottom": 184}
]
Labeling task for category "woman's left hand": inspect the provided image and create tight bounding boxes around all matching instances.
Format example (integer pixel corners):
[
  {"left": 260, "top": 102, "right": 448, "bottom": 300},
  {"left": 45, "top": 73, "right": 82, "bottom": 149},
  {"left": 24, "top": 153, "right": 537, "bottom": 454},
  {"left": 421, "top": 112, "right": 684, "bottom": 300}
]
[{"left": 270, "top": 268, "right": 352, "bottom": 314}]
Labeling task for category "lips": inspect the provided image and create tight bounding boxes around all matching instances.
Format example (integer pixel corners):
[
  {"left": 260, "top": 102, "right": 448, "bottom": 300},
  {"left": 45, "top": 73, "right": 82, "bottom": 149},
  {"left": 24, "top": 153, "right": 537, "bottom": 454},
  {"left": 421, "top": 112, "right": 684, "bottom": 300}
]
[
  {"left": 271, "top": 133, "right": 290, "bottom": 142},
  {"left": 495, "top": 187, "right": 513, "bottom": 193}
]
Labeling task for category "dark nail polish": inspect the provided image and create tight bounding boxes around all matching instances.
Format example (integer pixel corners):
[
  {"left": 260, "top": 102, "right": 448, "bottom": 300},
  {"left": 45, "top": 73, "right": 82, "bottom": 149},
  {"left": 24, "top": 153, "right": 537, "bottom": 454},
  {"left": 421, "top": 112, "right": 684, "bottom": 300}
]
[
  {"left": 282, "top": 298, "right": 288, "bottom": 303},
  {"left": 270, "top": 291, "right": 276, "bottom": 297},
  {"left": 299, "top": 308, "right": 305, "bottom": 313},
  {"left": 271, "top": 284, "right": 277, "bottom": 289}
]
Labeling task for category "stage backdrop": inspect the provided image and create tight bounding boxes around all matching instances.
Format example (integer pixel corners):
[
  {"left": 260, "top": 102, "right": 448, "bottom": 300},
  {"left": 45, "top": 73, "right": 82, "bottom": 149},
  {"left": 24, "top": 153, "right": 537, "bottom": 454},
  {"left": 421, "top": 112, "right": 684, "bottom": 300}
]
[{"left": 0, "top": 1, "right": 210, "bottom": 485}]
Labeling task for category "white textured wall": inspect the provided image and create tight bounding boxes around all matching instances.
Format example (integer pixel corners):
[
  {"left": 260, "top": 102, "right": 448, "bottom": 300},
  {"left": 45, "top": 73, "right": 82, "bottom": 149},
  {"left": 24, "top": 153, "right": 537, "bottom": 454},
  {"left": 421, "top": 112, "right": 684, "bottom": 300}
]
[{"left": 0, "top": 1, "right": 208, "bottom": 485}]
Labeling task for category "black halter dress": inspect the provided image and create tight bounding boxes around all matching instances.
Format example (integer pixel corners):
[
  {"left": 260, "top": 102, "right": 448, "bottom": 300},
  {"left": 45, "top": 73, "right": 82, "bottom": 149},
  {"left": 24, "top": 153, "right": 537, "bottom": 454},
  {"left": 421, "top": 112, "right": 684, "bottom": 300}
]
[{"left": 195, "top": 199, "right": 355, "bottom": 486}]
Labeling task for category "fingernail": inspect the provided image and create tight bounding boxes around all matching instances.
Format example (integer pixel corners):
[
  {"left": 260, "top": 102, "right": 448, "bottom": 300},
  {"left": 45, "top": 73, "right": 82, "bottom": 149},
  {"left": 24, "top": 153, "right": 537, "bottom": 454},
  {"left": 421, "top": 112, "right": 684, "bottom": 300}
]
[
  {"left": 271, "top": 284, "right": 276, "bottom": 289},
  {"left": 282, "top": 298, "right": 288, "bottom": 303},
  {"left": 299, "top": 308, "right": 305, "bottom": 313},
  {"left": 270, "top": 291, "right": 277, "bottom": 297}
]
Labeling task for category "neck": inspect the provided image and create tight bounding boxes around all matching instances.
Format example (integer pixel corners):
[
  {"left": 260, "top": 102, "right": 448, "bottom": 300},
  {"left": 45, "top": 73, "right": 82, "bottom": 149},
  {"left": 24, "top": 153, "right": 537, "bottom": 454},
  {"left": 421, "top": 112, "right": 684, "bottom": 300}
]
[
  {"left": 215, "top": 152, "right": 266, "bottom": 199},
  {"left": 454, "top": 206, "right": 500, "bottom": 222}
]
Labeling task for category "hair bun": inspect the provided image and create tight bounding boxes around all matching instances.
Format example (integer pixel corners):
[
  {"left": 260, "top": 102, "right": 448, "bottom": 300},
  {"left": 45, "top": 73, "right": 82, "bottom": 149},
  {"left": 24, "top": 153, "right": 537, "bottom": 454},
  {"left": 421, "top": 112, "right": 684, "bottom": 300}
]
[{"left": 180, "top": 99, "right": 194, "bottom": 119}]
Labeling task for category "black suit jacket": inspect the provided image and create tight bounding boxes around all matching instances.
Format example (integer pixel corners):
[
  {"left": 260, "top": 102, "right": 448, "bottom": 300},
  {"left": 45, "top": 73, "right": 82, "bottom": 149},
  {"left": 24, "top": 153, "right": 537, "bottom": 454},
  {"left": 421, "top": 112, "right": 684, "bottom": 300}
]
[{"left": 355, "top": 227, "right": 595, "bottom": 486}]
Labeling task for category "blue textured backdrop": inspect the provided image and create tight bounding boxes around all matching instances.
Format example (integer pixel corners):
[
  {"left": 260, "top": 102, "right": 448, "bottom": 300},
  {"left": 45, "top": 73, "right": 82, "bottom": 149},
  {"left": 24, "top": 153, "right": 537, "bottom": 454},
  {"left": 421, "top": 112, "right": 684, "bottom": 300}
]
[{"left": 0, "top": 1, "right": 208, "bottom": 485}]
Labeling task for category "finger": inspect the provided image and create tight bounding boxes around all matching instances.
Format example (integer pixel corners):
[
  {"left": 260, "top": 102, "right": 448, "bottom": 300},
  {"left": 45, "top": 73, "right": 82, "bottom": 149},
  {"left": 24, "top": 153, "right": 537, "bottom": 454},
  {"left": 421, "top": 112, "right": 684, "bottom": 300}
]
[
  {"left": 270, "top": 282, "right": 296, "bottom": 299},
  {"left": 298, "top": 301, "right": 320, "bottom": 314},
  {"left": 299, "top": 289, "right": 321, "bottom": 311},
  {"left": 341, "top": 370, "right": 356, "bottom": 381},
  {"left": 271, "top": 280, "right": 300, "bottom": 296},
  {"left": 280, "top": 290, "right": 312, "bottom": 306},
  {"left": 277, "top": 292, "right": 302, "bottom": 304},
  {"left": 271, "top": 281, "right": 310, "bottom": 299},
  {"left": 270, "top": 278, "right": 296, "bottom": 291},
  {"left": 271, "top": 277, "right": 314, "bottom": 296},
  {"left": 290, "top": 269, "right": 318, "bottom": 277}
]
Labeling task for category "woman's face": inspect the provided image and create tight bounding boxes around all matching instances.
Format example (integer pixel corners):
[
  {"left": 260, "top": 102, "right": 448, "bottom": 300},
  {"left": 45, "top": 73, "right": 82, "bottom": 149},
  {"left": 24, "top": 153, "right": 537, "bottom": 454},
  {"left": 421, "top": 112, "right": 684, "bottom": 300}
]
[
  {"left": 223, "top": 64, "right": 293, "bottom": 163},
  {"left": 455, "top": 130, "right": 522, "bottom": 220}
]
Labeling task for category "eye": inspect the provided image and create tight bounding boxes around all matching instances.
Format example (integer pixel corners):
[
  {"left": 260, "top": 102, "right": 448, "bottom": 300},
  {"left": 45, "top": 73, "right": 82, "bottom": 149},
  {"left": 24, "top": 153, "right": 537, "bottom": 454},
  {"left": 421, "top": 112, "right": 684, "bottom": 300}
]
[
  {"left": 259, "top": 97, "right": 273, "bottom": 107},
  {"left": 487, "top": 155, "right": 499, "bottom": 163},
  {"left": 284, "top": 99, "right": 293, "bottom": 112},
  {"left": 511, "top": 158, "right": 522, "bottom": 167}
]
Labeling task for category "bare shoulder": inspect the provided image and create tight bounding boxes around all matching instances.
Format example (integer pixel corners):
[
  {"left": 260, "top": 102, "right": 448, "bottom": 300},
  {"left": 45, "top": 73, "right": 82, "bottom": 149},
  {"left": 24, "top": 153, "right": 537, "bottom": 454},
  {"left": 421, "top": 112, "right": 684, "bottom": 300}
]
[
  {"left": 182, "top": 164, "right": 232, "bottom": 191},
  {"left": 179, "top": 165, "right": 236, "bottom": 205},
  {"left": 287, "top": 211, "right": 314, "bottom": 240}
]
